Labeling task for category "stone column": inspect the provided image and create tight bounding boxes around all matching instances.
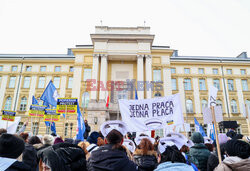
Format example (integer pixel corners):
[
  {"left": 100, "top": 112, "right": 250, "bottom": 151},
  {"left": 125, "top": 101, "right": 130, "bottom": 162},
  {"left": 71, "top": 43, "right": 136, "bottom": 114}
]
[
  {"left": 163, "top": 68, "right": 172, "bottom": 96},
  {"left": 90, "top": 54, "right": 99, "bottom": 101},
  {"left": 99, "top": 54, "right": 108, "bottom": 101},
  {"left": 145, "top": 55, "right": 152, "bottom": 99},
  {"left": 137, "top": 55, "right": 144, "bottom": 99}
]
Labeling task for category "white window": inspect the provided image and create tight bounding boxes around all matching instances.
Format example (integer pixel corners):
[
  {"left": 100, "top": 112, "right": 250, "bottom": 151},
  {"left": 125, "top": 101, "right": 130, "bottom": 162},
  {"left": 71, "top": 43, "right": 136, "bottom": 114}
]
[
  {"left": 217, "top": 99, "right": 223, "bottom": 112},
  {"left": 40, "top": 66, "right": 46, "bottom": 72},
  {"left": 83, "top": 68, "right": 92, "bottom": 81},
  {"left": 184, "top": 68, "right": 190, "bottom": 74},
  {"left": 199, "top": 79, "right": 206, "bottom": 90},
  {"left": 186, "top": 99, "right": 193, "bottom": 113},
  {"left": 228, "top": 79, "right": 234, "bottom": 91},
  {"left": 213, "top": 69, "right": 218, "bottom": 75},
  {"left": 199, "top": 68, "right": 204, "bottom": 74},
  {"left": 4, "top": 97, "right": 12, "bottom": 110},
  {"left": 241, "top": 69, "right": 246, "bottom": 75},
  {"left": 242, "top": 80, "right": 248, "bottom": 91},
  {"left": 38, "top": 77, "right": 45, "bottom": 88},
  {"left": 213, "top": 79, "right": 220, "bottom": 90},
  {"left": 32, "top": 122, "right": 39, "bottom": 135},
  {"left": 55, "top": 66, "right": 61, "bottom": 72},
  {"left": 9, "top": 77, "right": 16, "bottom": 88},
  {"left": 201, "top": 99, "right": 208, "bottom": 110},
  {"left": 70, "top": 66, "right": 74, "bottom": 72},
  {"left": 68, "top": 77, "right": 73, "bottom": 88},
  {"left": 171, "top": 78, "right": 177, "bottom": 90},
  {"left": 23, "top": 77, "right": 30, "bottom": 88},
  {"left": 11, "top": 66, "right": 17, "bottom": 72},
  {"left": 184, "top": 78, "right": 191, "bottom": 90},
  {"left": 153, "top": 70, "right": 161, "bottom": 82},
  {"left": 26, "top": 66, "right": 32, "bottom": 72},
  {"left": 227, "top": 69, "right": 232, "bottom": 75},
  {"left": 64, "top": 123, "right": 69, "bottom": 137},
  {"left": 20, "top": 97, "right": 27, "bottom": 111},
  {"left": 231, "top": 100, "right": 238, "bottom": 113},
  {"left": 82, "top": 92, "right": 90, "bottom": 108},
  {"left": 0, "top": 66, "right": 3, "bottom": 71},
  {"left": 171, "top": 68, "right": 176, "bottom": 74},
  {"left": 53, "top": 77, "right": 60, "bottom": 88}
]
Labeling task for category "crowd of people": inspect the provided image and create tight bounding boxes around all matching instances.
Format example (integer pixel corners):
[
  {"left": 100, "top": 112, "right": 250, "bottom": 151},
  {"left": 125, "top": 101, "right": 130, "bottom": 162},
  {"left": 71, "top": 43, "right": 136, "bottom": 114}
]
[{"left": 0, "top": 120, "right": 249, "bottom": 171}]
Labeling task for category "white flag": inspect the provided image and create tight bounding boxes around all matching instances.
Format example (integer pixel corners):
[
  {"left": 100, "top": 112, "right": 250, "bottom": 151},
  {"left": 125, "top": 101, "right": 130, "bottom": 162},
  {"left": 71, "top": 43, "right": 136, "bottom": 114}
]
[{"left": 208, "top": 86, "right": 218, "bottom": 107}]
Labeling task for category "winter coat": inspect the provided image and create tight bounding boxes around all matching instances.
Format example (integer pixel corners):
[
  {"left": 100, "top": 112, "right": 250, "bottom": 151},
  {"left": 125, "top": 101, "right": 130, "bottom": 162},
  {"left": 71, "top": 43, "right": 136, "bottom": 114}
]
[
  {"left": 133, "top": 149, "right": 158, "bottom": 171},
  {"left": 84, "top": 123, "right": 91, "bottom": 139},
  {"left": 6, "top": 161, "right": 31, "bottom": 171},
  {"left": 207, "top": 151, "right": 226, "bottom": 171},
  {"left": 214, "top": 156, "right": 250, "bottom": 171},
  {"left": 187, "top": 143, "right": 211, "bottom": 171},
  {"left": 154, "top": 161, "right": 194, "bottom": 171},
  {"left": 22, "top": 143, "right": 38, "bottom": 171},
  {"left": 87, "top": 144, "right": 138, "bottom": 171}
]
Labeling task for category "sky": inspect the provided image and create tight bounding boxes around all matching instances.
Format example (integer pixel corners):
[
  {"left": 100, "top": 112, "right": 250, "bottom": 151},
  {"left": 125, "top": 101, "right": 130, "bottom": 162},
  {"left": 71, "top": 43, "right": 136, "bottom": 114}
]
[{"left": 0, "top": 0, "right": 250, "bottom": 57}]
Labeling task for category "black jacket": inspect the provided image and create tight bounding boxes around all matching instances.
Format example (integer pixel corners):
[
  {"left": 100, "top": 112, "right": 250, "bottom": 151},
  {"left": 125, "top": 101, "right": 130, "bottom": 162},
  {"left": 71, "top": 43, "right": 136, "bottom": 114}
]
[
  {"left": 84, "top": 123, "right": 91, "bottom": 139},
  {"left": 6, "top": 161, "right": 31, "bottom": 171},
  {"left": 87, "top": 144, "right": 138, "bottom": 171},
  {"left": 133, "top": 149, "right": 158, "bottom": 171},
  {"left": 22, "top": 144, "right": 38, "bottom": 171}
]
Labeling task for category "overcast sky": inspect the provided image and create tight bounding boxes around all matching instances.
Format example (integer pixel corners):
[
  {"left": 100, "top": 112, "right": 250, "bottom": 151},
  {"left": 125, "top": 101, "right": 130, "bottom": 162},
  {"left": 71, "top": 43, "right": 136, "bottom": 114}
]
[{"left": 0, "top": 0, "right": 249, "bottom": 57}]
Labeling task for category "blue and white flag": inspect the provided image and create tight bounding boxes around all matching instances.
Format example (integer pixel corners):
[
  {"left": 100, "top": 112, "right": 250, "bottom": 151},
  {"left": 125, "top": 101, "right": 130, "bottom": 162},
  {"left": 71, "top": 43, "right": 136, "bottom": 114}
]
[
  {"left": 76, "top": 103, "right": 85, "bottom": 141},
  {"left": 32, "top": 96, "right": 38, "bottom": 105},
  {"left": 194, "top": 117, "right": 206, "bottom": 137},
  {"left": 40, "top": 80, "right": 59, "bottom": 107},
  {"left": 135, "top": 87, "right": 138, "bottom": 100}
]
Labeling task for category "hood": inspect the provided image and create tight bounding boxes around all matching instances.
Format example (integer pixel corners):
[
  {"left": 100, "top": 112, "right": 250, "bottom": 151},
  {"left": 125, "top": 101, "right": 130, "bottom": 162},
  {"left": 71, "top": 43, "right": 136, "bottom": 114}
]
[
  {"left": 133, "top": 149, "right": 158, "bottom": 158},
  {"left": 223, "top": 157, "right": 250, "bottom": 170},
  {"left": 155, "top": 162, "right": 194, "bottom": 171},
  {"left": 191, "top": 132, "right": 204, "bottom": 144}
]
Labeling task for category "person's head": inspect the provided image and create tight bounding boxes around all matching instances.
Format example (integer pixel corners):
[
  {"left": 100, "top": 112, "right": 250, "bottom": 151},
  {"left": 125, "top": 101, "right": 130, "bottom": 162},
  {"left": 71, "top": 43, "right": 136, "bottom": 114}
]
[
  {"left": 28, "top": 136, "right": 42, "bottom": 145},
  {"left": 105, "top": 129, "right": 124, "bottom": 146},
  {"left": 191, "top": 132, "right": 204, "bottom": 144},
  {"left": 226, "top": 130, "right": 236, "bottom": 139},
  {"left": 54, "top": 137, "right": 64, "bottom": 144},
  {"left": 138, "top": 138, "right": 154, "bottom": 155},
  {"left": 205, "top": 143, "right": 214, "bottom": 152},
  {"left": 180, "top": 145, "right": 189, "bottom": 153},
  {"left": 233, "top": 134, "right": 243, "bottom": 140},
  {"left": 42, "top": 135, "right": 54, "bottom": 145},
  {"left": 225, "top": 139, "right": 250, "bottom": 159},
  {"left": 0, "top": 133, "right": 25, "bottom": 159},
  {"left": 87, "top": 131, "right": 100, "bottom": 144},
  {"left": 159, "top": 145, "right": 186, "bottom": 164},
  {"left": 19, "top": 132, "right": 29, "bottom": 142},
  {"left": 97, "top": 137, "right": 105, "bottom": 146},
  {"left": 0, "top": 128, "right": 7, "bottom": 136},
  {"left": 84, "top": 120, "right": 88, "bottom": 124},
  {"left": 78, "top": 141, "right": 88, "bottom": 155}
]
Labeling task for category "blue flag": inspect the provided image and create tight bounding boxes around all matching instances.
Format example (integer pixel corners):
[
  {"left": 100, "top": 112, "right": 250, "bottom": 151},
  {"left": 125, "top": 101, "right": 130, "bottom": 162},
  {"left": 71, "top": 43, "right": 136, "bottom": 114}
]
[
  {"left": 32, "top": 96, "right": 38, "bottom": 105},
  {"left": 210, "top": 124, "right": 215, "bottom": 141},
  {"left": 45, "top": 121, "right": 56, "bottom": 134},
  {"left": 76, "top": 103, "right": 85, "bottom": 141},
  {"left": 40, "top": 80, "right": 59, "bottom": 107},
  {"left": 135, "top": 87, "right": 138, "bottom": 100},
  {"left": 194, "top": 117, "right": 206, "bottom": 137}
]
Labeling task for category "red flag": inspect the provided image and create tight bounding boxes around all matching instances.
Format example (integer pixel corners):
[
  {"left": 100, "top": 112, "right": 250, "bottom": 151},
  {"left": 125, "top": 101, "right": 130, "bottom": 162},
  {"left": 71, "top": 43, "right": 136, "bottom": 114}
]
[{"left": 106, "top": 94, "right": 109, "bottom": 108}]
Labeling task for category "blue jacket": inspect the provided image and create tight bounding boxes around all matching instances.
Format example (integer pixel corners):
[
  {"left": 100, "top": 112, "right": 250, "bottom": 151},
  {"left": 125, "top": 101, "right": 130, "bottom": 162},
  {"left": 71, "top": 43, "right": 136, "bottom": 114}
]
[{"left": 154, "top": 162, "right": 194, "bottom": 171}]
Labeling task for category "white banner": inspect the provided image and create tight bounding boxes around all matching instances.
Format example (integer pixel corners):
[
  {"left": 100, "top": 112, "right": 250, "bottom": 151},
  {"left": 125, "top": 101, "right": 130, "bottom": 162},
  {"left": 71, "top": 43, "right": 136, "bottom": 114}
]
[
  {"left": 203, "top": 106, "right": 223, "bottom": 124},
  {"left": 208, "top": 86, "right": 218, "bottom": 107},
  {"left": 119, "top": 93, "right": 184, "bottom": 132},
  {"left": 0, "top": 116, "right": 21, "bottom": 134}
]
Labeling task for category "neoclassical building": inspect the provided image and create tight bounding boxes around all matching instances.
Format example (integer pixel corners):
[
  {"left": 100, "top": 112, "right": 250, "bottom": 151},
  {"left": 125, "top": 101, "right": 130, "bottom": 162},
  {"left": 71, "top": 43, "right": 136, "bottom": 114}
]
[{"left": 0, "top": 26, "right": 249, "bottom": 137}]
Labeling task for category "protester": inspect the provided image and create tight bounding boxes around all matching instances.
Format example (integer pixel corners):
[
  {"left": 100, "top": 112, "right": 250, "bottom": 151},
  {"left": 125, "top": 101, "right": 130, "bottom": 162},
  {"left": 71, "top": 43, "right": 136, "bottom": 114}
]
[
  {"left": 54, "top": 136, "right": 64, "bottom": 144},
  {"left": 214, "top": 139, "right": 250, "bottom": 171},
  {"left": 133, "top": 138, "right": 158, "bottom": 171},
  {"left": 28, "top": 136, "right": 43, "bottom": 150},
  {"left": 87, "top": 131, "right": 100, "bottom": 144},
  {"left": 207, "top": 143, "right": 227, "bottom": 171},
  {"left": 87, "top": 120, "right": 138, "bottom": 171},
  {"left": 187, "top": 132, "right": 211, "bottom": 171},
  {"left": 0, "top": 133, "right": 30, "bottom": 170},
  {"left": 84, "top": 120, "right": 91, "bottom": 139}
]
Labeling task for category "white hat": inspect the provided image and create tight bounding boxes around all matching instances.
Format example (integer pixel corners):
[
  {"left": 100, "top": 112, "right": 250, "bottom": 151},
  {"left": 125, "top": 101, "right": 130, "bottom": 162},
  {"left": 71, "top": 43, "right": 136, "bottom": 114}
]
[
  {"left": 204, "top": 137, "right": 213, "bottom": 144},
  {"left": 134, "top": 135, "right": 155, "bottom": 146},
  {"left": 123, "top": 139, "right": 136, "bottom": 153},
  {"left": 158, "top": 137, "right": 175, "bottom": 153},
  {"left": 186, "top": 139, "right": 194, "bottom": 148},
  {"left": 166, "top": 132, "right": 193, "bottom": 148},
  {"left": 100, "top": 120, "right": 128, "bottom": 137}
]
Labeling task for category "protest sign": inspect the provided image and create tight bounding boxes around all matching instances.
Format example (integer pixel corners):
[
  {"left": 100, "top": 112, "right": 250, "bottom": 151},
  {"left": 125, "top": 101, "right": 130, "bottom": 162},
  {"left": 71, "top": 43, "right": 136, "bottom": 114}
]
[
  {"left": 56, "top": 98, "right": 77, "bottom": 114},
  {"left": 119, "top": 93, "right": 184, "bottom": 132},
  {"left": 0, "top": 116, "right": 21, "bottom": 133},
  {"left": 203, "top": 106, "right": 223, "bottom": 124},
  {"left": 208, "top": 86, "right": 218, "bottom": 107},
  {"left": 29, "top": 105, "right": 46, "bottom": 117},
  {"left": 1, "top": 110, "right": 16, "bottom": 122},
  {"left": 44, "top": 109, "right": 60, "bottom": 122}
]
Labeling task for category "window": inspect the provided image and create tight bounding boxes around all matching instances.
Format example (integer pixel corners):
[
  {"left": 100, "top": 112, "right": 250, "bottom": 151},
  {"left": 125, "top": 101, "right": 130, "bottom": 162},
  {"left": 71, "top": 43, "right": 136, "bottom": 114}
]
[
  {"left": 189, "top": 124, "right": 195, "bottom": 137},
  {"left": 0, "top": 66, "right": 3, "bottom": 71},
  {"left": 227, "top": 69, "right": 232, "bottom": 75},
  {"left": 82, "top": 92, "right": 90, "bottom": 108},
  {"left": 83, "top": 68, "right": 92, "bottom": 81},
  {"left": 186, "top": 99, "right": 193, "bottom": 113},
  {"left": 227, "top": 79, "right": 234, "bottom": 91},
  {"left": 16, "top": 122, "right": 24, "bottom": 132},
  {"left": 213, "top": 69, "right": 218, "bottom": 75},
  {"left": 198, "top": 68, "right": 204, "bottom": 74},
  {"left": 68, "top": 77, "right": 73, "bottom": 88},
  {"left": 199, "top": 79, "right": 206, "bottom": 90},
  {"left": 184, "top": 68, "right": 190, "bottom": 74},
  {"left": 171, "top": 78, "right": 177, "bottom": 90},
  {"left": 69, "top": 66, "right": 74, "bottom": 72},
  {"left": 155, "top": 129, "right": 164, "bottom": 137},
  {"left": 242, "top": 80, "right": 248, "bottom": 91},
  {"left": 171, "top": 68, "right": 176, "bottom": 74},
  {"left": 246, "top": 100, "right": 250, "bottom": 113},
  {"left": 70, "top": 123, "right": 73, "bottom": 138},
  {"left": 153, "top": 70, "right": 161, "bottom": 82},
  {"left": 231, "top": 100, "right": 238, "bottom": 113},
  {"left": 32, "top": 122, "right": 39, "bottom": 135},
  {"left": 217, "top": 99, "right": 223, "bottom": 112},
  {"left": 40, "top": 66, "right": 46, "bottom": 72},
  {"left": 4, "top": 97, "right": 12, "bottom": 110},
  {"left": 26, "top": 66, "right": 32, "bottom": 72},
  {"left": 20, "top": 97, "right": 27, "bottom": 111},
  {"left": 55, "top": 66, "right": 61, "bottom": 72},
  {"left": 9, "top": 77, "right": 16, "bottom": 88},
  {"left": 241, "top": 69, "right": 246, "bottom": 75},
  {"left": 184, "top": 78, "right": 191, "bottom": 90},
  {"left": 38, "top": 77, "right": 45, "bottom": 88},
  {"left": 53, "top": 77, "right": 60, "bottom": 88},
  {"left": 11, "top": 66, "right": 17, "bottom": 72},
  {"left": 154, "top": 92, "right": 161, "bottom": 97},
  {"left": 213, "top": 79, "right": 220, "bottom": 90},
  {"left": 23, "top": 77, "right": 30, "bottom": 88},
  {"left": 64, "top": 123, "right": 69, "bottom": 137},
  {"left": 201, "top": 99, "right": 208, "bottom": 110}
]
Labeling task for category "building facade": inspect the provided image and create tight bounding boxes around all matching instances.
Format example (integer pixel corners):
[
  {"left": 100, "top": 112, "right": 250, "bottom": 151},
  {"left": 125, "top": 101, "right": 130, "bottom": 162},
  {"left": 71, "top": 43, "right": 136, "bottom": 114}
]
[{"left": 0, "top": 26, "right": 249, "bottom": 137}]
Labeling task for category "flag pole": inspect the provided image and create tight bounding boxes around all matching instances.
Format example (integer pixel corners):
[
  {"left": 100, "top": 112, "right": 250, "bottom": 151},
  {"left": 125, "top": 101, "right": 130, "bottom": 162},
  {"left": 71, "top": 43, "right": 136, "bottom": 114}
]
[
  {"left": 245, "top": 104, "right": 250, "bottom": 135},
  {"left": 211, "top": 106, "right": 222, "bottom": 163}
]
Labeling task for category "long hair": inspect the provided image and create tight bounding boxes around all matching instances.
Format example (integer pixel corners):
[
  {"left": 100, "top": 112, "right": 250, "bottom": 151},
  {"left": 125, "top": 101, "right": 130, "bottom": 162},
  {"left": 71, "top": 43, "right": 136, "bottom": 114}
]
[
  {"left": 28, "top": 136, "right": 42, "bottom": 145},
  {"left": 160, "top": 145, "right": 186, "bottom": 163},
  {"left": 106, "top": 129, "right": 123, "bottom": 150},
  {"left": 139, "top": 138, "right": 154, "bottom": 155}
]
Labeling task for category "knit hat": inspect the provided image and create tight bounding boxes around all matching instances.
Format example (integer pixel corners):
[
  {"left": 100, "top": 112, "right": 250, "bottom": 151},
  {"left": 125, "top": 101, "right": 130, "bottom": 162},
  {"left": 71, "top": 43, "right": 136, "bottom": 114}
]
[
  {"left": 87, "top": 131, "right": 100, "bottom": 144},
  {"left": 191, "top": 132, "right": 204, "bottom": 144},
  {"left": 218, "top": 133, "right": 228, "bottom": 145},
  {"left": 43, "top": 135, "right": 54, "bottom": 145},
  {"left": 225, "top": 139, "right": 250, "bottom": 159},
  {"left": 54, "top": 137, "right": 64, "bottom": 144},
  {"left": 0, "top": 134, "right": 25, "bottom": 159}
]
